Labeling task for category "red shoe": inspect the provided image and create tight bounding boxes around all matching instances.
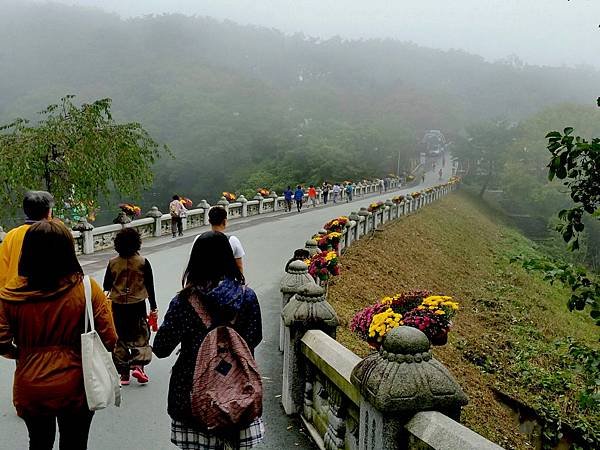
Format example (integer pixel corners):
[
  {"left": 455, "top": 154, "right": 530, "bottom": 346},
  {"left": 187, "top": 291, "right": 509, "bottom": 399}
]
[
  {"left": 120, "top": 373, "right": 130, "bottom": 386},
  {"left": 132, "top": 367, "right": 149, "bottom": 384}
]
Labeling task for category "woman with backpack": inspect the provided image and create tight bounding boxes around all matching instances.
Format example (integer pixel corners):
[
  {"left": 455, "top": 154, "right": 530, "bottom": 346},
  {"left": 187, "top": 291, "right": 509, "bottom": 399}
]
[
  {"left": 103, "top": 227, "right": 157, "bottom": 386},
  {"left": 153, "top": 231, "right": 264, "bottom": 450},
  {"left": 0, "top": 219, "right": 117, "bottom": 450}
]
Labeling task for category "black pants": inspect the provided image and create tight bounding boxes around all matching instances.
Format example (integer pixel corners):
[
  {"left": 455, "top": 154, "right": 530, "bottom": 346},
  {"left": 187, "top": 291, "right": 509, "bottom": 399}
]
[
  {"left": 171, "top": 217, "right": 183, "bottom": 236},
  {"left": 285, "top": 199, "right": 292, "bottom": 212},
  {"left": 23, "top": 410, "right": 94, "bottom": 450},
  {"left": 323, "top": 192, "right": 328, "bottom": 204},
  {"left": 295, "top": 200, "right": 302, "bottom": 212}
]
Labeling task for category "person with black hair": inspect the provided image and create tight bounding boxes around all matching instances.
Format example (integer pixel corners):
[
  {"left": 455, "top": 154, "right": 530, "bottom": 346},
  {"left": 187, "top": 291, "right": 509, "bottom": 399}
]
[
  {"left": 197, "top": 206, "right": 246, "bottom": 274},
  {"left": 0, "top": 219, "right": 116, "bottom": 450},
  {"left": 103, "top": 228, "right": 157, "bottom": 385},
  {"left": 0, "top": 191, "right": 54, "bottom": 288},
  {"left": 154, "top": 231, "right": 263, "bottom": 449}
]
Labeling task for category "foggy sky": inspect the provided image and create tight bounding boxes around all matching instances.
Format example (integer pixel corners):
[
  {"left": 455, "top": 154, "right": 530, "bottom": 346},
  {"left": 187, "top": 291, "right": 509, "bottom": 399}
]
[{"left": 31, "top": 0, "right": 600, "bottom": 68}]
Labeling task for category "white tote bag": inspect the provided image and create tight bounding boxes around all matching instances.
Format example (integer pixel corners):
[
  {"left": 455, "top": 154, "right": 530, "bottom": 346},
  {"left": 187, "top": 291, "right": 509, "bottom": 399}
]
[{"left": 81, "top": 276, "right": 121, "bottom": 410}]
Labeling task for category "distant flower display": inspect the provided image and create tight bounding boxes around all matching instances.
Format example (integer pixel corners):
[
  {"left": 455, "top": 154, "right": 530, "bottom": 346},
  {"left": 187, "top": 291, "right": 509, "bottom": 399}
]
[
  {"left": 324, "top": 216, "right": 349, "bottom": 233},
  {"left": 308, "top": 250, "right": 340, "bottom": 282},
  {"left": 180, "top": 197, "right": 193, "bottom": 208},
  {"left": 119, "top": 203, "right": 141, "bottom": 217},
  {"left": 351, "top": 290, "right": 458, "bottom": 348},
  {"left": 317, "top": 232, "right": 342, "bottom": 251},
  {"left": 222, "top": 192, "right": 237, "bottom": 202},
  {"left": 391, "top": 195, "right": 405, "bottom": 204},
  {"left": 368, "top": 201, "right": 384, "bottom": 212},
  {"left": 256, "top": 188, "right": 270, "bottom": 197}
]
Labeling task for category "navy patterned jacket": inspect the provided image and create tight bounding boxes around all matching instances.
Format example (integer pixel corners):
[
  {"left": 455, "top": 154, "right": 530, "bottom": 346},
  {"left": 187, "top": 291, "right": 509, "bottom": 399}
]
[{"left": 153, "top": 278, "right": 262, "bottom": 423}]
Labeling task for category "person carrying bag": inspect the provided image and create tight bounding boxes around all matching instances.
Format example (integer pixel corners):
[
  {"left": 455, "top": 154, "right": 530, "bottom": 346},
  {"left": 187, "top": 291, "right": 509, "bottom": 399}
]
[{"left": 0, "top": 219, "right": 117, "bottom": 450}]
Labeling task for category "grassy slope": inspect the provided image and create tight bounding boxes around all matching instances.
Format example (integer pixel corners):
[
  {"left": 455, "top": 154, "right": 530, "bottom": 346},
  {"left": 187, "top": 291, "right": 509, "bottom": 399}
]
[{"left": 328, "top": 190, "right": 598, "bottom": 449}]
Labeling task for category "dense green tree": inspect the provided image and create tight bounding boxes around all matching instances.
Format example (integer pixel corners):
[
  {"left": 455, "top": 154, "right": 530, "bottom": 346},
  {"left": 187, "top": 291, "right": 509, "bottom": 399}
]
[{"left": 0, "top": 95, "right": 168, "bottom": 220}]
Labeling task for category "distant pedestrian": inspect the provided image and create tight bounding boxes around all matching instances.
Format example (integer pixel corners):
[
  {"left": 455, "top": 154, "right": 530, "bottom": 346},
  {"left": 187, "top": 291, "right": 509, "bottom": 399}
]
[
  {"left": 421, "top": 173, "right": 425, "bottom": 183},
  {"left": 0, "top": 191, "right": 54, "bottom": 289},
  {"left": 169, "top": 195, "right": 187, "bottom": 238},
  {"left": 378, "top": 179, "right": 384, "bottom": 194},
  {"left": 0, "top": 219, "right": 117, "bottom": 450},
  {"left": 322, "top": 182, "right": 330, "bottom": 204},
  {"left": 103, "top": 228, "right": 157, "bottom": 386},
  {"left": 283, "top": 186, "right": 293, "bottom": 212},
  {"left": 332, "top": 183, "right": 341, "bottom": 203},
  {"left": 439, "top": 168, "right": 443, "bottom": 180},
  {"left": 345, "top": 183, "right": 353, "bottom": 202},
  {"left": 205, "top": 206, "right": 245, "bottom": 274},
  {"left": 432, "top": 162, "right": 436, "bottom": 171},
  {"left": 308, "top": 185, "right": 317, "bottom": 208},
  {"left": 294, "top": 185, "right": 304, "bottom": 212},
  {"left": 153, "top": 231, "right": 264, "bottom": 450}
]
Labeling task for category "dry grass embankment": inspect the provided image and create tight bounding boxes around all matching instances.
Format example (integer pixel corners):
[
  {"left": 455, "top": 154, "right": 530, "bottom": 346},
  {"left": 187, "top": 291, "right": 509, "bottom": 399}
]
[{"left": 328, "top": 190, "right": 598, "bottom": 449}]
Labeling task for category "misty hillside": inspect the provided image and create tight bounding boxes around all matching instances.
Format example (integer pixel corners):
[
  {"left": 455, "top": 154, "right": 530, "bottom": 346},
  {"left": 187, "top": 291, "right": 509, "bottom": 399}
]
[{"left": 1, "top": 0, "right": 598, "bottom": 205}]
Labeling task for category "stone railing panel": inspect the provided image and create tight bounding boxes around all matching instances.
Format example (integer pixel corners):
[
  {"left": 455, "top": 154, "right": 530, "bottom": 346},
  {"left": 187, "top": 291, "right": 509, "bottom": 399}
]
[
  {"left": 247, "top": 200, "right": 260, "bottom": 216},
  {"left": 186, "top": 209, "right": 204, "bottom": 230},
  {"left": 92, "top": 224, "right": 122, "bottom": 252},
  {"left": 160, "top": 213, "right": 172, "bottom": 236},
  {"left": 228, "top": 203, "right": 243, "bottom": 219}
]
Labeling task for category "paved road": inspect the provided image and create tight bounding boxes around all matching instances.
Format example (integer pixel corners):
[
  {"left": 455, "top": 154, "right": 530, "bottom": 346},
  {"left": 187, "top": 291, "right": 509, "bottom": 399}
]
[{"left": 0, "top": 161, "right": 451, "bottom": 449}]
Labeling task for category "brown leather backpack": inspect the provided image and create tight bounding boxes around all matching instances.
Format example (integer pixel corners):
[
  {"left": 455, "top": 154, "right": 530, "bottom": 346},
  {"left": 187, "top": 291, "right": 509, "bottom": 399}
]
[{"left": 189, "top": 296, "right": 263, "bottom": 433}]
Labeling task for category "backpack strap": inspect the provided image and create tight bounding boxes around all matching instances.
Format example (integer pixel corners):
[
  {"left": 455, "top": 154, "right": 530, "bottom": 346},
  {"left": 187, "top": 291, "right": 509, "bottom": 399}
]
[{"left": 188, "top": 294, "right": 238, "bottom": 330}]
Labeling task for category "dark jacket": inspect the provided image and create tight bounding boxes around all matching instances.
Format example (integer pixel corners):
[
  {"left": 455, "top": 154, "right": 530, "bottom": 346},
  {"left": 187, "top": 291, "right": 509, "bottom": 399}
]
[
  {"left": 153, "top": 278, "right": 262, "bottom": 423},
  {"left": 284, "top": 189, "right": 293, "bottom": 201},
  {"left": 294, "top": 188, "right": 304, "bottom": 201},
  {"left": 0, "top": 275, "right": 117, "bottom": 417}
]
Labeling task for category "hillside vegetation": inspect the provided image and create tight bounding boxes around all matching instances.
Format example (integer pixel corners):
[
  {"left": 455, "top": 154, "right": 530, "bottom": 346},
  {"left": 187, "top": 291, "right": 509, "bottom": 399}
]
[{"left": 328, "top": 190, "right": 599, "bottom": 449}]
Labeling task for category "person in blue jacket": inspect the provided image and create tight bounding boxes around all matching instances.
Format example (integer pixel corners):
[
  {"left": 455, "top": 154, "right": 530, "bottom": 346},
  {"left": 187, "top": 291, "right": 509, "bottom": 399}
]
[
  {"left": 283, "top": 186, "right": 293, "bottom": 212},
  {"left": 293, "top": 185, "right": 304, "bottom": 213}
]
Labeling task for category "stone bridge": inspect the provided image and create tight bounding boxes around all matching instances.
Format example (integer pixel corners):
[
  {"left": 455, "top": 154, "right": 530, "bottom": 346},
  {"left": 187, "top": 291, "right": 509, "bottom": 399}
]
[{"left": 0, "top": 163, "right": 500, "bottom": 449}]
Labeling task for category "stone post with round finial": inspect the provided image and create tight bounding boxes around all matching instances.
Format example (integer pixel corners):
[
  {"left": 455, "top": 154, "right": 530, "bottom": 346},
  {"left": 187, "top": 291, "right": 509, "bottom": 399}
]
[
  {"left": 281, "top": 283, "right": 339, "bottom": 414},
  {"left": 305, "top": 238, "right": 319, "bottom": 257},
  {"left": 279, "top": 260, "right": 315, "bottom": 352},
  {"left": 351, "top": 326, "right": 468, "bottom": 449},
  {"left": 237, "top": 195, "right": 248, "bottom": 217},
  {"left": 72, "top": 218, "right": 95, "bottom": 254},
  {"left": 146, "top": 206, "right": 163, "bottom": 237},
  {"left": 197, "top": 199, "right": 211, "bottom": 225}
]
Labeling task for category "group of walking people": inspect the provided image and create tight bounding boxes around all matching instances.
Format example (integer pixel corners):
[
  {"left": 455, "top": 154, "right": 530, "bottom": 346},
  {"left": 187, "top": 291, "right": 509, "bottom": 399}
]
[
  {"left": 282, "top": 180, "right": 360, "bottom": 213},
  {"left": 0, "top": 191, "right": 263, "bottom": 450}
]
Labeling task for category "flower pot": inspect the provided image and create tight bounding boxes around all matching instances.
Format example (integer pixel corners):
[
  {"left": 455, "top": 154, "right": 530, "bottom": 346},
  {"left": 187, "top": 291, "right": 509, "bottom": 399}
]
[{"left": 430, "top": 332, "right": 448, "bottom": 346}]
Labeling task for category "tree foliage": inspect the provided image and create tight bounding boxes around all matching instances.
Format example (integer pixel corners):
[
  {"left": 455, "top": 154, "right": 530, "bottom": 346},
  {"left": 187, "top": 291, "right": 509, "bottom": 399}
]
[{"left": 0, "top": 95, "right": 168, "bottom": 219}]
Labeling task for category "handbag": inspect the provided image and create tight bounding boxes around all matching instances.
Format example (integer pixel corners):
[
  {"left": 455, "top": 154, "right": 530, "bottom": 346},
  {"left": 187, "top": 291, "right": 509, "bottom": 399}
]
[{"left": 81, "top": 275, "right": 121, "bottom": 410}]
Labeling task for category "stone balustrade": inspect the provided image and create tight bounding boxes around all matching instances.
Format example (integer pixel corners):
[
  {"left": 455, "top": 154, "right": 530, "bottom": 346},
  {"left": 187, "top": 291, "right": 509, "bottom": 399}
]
[
  {"left": 278, "top": 179, "right": 503, "bottom": 449},
  {"left": 53, "top": 179, "right": 401, "bottom": 255}
]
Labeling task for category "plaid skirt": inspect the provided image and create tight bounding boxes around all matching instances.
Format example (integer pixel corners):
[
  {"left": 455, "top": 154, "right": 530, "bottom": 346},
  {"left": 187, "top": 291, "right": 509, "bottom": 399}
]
[{"left": 171, "top": 417, "right": 265, "bottom": 450}]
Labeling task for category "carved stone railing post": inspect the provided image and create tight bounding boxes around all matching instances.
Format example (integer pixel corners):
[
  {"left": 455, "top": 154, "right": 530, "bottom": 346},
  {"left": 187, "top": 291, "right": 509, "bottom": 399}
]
[
  {"left": 253, "top": 194, "right": 264, "bottom": 214},
  {"left": 281, "top": 284, "right": 339, "bottom": 414},
  {"left": 237, "top": 195, "right": 248, "bottom": 217},
  {"left": 113, "top": 211, "right": 132, "bottom": 227},
  {"left": 197, "top": 200, "right": 211, "bottom": 225},
  {"left": 348, "top": 212, "right": 360, "bottom": 241},
  {"left": 72, "top": 218, "right": 95, "bottom": 255},
  {"left": 358, "top": 208, "right": 369, "bottom": 236},
  {"left": 385, "top": 200, "right": 393, "bottom": 222},
  {"left": 217, "top": 196, "right": 229, "bottom": 212},
  {"left": 351, "top": 326, "right": 468, "bottom": 449},
  {"left": 279, "top": 260, "right": 315, "bottom": 352},
  {"left": 305, "top": 238, "right": 319, "bottom": 256},
  {"left": 146, "top": 206, "right": 163, "bottom": 237},
  {"left": 270, "top": 191, "right": 279, "bottom": 212}
]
